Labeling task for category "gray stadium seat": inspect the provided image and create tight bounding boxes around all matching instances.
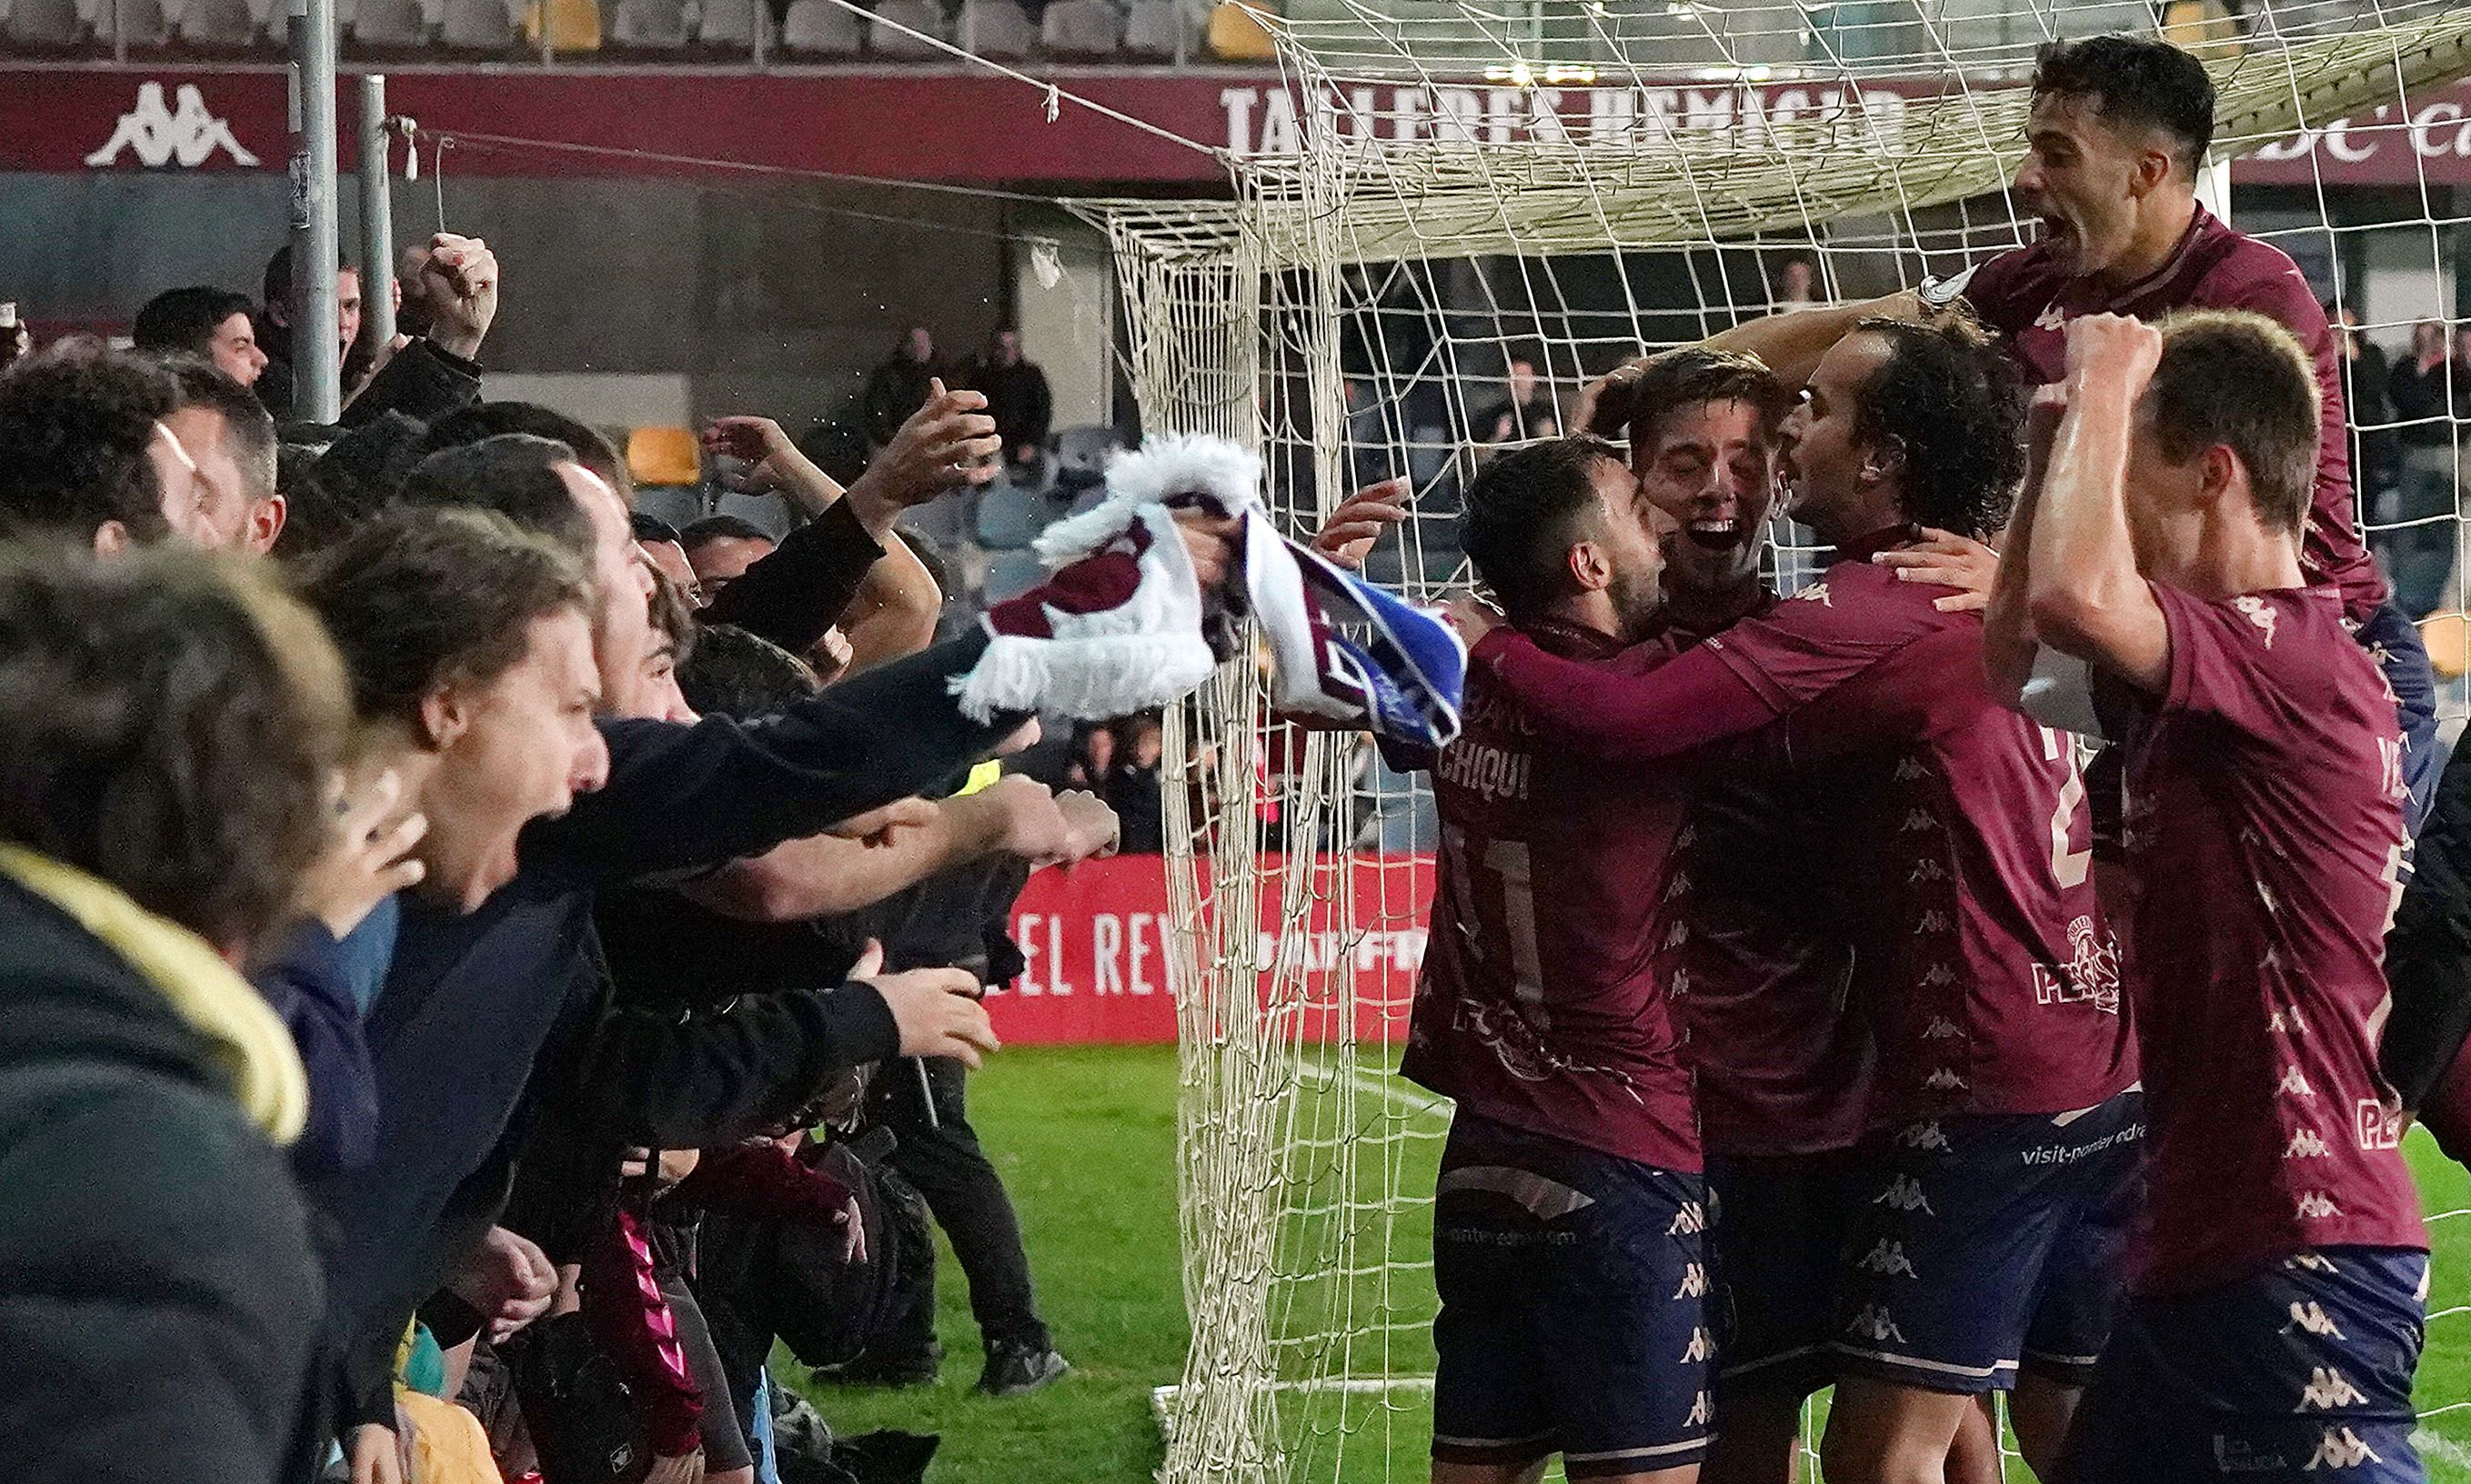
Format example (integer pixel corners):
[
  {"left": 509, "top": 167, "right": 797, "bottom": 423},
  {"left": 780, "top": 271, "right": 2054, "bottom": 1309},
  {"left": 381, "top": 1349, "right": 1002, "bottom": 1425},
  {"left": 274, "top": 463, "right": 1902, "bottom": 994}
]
[
  {"left": 778, "top": 0, "right": 857, "bottom": 53},
  {"left": 867, "top": 0, "right": 936, "bottom": 55},
  {"left": 349, "top": 0, "right": 424, "bottom": 45},
  {"left": 982, "top": 548, "right": 1049, "bottom": 605},
  {"left": 610, "top": 0, "right": 687, "bottom": 45},
  {"left": 976, "top": 480, "right": 1051, "bottom": 551},
  {"left": 691, "top": 0, "right": 763, "bottom": 48},
  {"left": 5, "top": 0, "right": 81, "bottom": 43},
  {"left": 176, "top": 0, "right": 258, "bottom": 45},
  {"left": 103, "top": 0, "right": 168, "bottom": 45},
  {"left": 956, "top": 0, "right": 1031, "bottom": 56},
  {"left": 1038, "top": 0, "right": 1119, "bottom": 54},
  {"left": 1122, "top": 0, "right": 1175, "bottom": 56},
  {"left": 438, "top": 0, "right": 515, "bottom": 47}
]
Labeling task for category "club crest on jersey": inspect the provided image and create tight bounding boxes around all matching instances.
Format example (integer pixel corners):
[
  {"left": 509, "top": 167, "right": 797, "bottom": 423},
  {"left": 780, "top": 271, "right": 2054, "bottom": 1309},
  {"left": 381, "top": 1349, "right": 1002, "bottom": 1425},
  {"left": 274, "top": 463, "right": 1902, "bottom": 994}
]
[
  {"left": 2296, "top": 1368, "right": 2369, "bottom": 1411},
  {"left": 2232, "top": 595, "right": 2279, "bottom": 649},
  {"left": 1856, "top": 1239, "right": 1917, "bottom": 1278},
  {"left": 1844, "top": 1303, "right": 1906, "bottom": 1344},
  {"left": 1873, "top": 1174, "right": 1935, "bottom": 1213},
  {"left": 2285, "top": 1301, "right": 2345, "bottom": 1339},
  {"left": 2305, "top": 1427, "right": 2384, "bottom": 1470}
]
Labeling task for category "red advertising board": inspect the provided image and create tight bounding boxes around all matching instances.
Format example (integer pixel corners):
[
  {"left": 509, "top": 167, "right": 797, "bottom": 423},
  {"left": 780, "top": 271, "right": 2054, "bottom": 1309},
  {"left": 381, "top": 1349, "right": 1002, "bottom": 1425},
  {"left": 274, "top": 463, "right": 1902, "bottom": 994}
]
[
  {"left": 6, "top": 65, "right": 2470, "bottom": 187},
  {"left": 987, "top": 852, "right": 1436, "bottom": 1045}
]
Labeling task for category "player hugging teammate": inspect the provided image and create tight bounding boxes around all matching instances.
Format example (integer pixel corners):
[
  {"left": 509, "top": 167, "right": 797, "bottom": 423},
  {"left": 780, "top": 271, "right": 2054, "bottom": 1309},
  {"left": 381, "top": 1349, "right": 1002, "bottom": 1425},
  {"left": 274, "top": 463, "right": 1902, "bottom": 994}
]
[{"left": 1358, "top": 31, "right": 2436, "bottom": 1484}]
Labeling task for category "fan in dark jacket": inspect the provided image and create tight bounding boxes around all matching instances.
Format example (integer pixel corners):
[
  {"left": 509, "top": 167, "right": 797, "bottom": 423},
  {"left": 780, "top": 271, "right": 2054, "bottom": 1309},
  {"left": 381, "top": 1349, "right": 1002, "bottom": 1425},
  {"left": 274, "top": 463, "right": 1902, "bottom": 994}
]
[{"left": 0, "top": 543, "right": 357, "bottom": 1484}]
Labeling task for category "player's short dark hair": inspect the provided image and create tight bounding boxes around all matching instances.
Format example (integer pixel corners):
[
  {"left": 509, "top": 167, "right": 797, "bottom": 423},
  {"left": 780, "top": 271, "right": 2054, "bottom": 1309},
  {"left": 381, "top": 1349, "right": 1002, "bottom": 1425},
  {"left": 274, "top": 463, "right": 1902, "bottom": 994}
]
[
  {"left": 1850, "top": 316, "right": 2026, "bottom": 540},
  {"left": 0, "top": 338, "right": 180, "bottom": 543},
  {"left": 680, "top": 514, "right": 773, "bottom": 552},
  {"left": 260, "top": 243, "right": 359, "bottom": 318},
  {"left": 632, "top": 512, "right": 684, "bottom": 546},
  {"left": 397, "top": 433, "right": 597, "bottom": 560},
  {"left": 1461, "top": 434, "right": 1626, "bottom": 623},
  {"left": 131, "top": 287, "right": 256, "bottom": 357},
  {"left": 678, "top": 622, "right": 819, "bottom": 717},
  {"left": 1595, "top": 346, "right": 1793, "bottom": 452},
  {"left": 421, "top": 401, "right": 628, "bottom": 498},
  {"left": 161, "top": 354, "right": 278, "bottom": 501},
  {"left": 0, "top": 543, "right": 349, "bottom": 955},
  {"left": 287, "top": 409, "right": 432, "bottom": 556},
  {"left": 292, "top": 506, "right": 593, "bottom": 731},
  {"left": 2032, "top": 35, "right": 2215, "bottom": 176},
  {"left": 2145, "top": 309, "right": 2321, "bottom": 536}
]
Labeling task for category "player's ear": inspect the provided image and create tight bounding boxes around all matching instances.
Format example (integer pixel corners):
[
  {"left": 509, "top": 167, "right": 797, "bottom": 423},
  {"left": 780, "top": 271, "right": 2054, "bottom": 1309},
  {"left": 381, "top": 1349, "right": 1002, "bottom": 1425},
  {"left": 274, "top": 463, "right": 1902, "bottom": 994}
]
[
  {"left": 1566, "top": 537, "right": 1612, "bottom": 595},
  {"left": 2200, "top": 443, "right": 2240, "bottom": 504},
  {"left": 2131, "top": 140, "right": 2175, "bottom": 199}
]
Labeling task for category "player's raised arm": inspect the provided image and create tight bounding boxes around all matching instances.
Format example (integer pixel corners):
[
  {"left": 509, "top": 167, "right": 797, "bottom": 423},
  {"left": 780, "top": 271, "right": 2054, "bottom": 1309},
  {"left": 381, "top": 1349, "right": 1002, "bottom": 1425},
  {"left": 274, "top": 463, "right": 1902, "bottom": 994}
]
[
  {"left": 2022, "top": 315, "right": 2170, "bottom": 692},
  {"left": 1984, "top": 386, "right": 2066, "bottom": 708},
  {"left": 1702, "top": 287, "right": 1925, "bottom": 392}
]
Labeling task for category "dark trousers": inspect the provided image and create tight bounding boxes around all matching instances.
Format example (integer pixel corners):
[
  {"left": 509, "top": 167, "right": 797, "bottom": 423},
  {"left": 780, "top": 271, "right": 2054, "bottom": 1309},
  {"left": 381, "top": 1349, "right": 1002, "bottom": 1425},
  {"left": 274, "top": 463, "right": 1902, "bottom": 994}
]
[{"left": 874, "top": 1055, "right": 1050, "bottom": 1355}]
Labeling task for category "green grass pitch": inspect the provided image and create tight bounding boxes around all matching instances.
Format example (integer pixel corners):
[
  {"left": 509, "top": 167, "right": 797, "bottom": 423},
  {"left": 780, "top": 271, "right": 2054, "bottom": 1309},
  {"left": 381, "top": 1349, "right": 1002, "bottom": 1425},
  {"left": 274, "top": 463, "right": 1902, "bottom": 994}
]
[{"left": 791, "top": 1044, "right": 2471, "bottom": 1481}]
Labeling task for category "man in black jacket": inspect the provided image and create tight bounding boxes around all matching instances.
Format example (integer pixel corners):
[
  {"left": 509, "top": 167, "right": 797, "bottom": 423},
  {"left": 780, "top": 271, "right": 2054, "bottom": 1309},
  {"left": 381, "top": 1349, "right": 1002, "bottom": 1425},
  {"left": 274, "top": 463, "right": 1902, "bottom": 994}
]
[
  {"left": 261, "top": 233, "right": 494, "bottom": 433},
  {"left": 0, "top": 544, "right": 355, "bottom": 1484},
  {"left": 965, "top": 328, "right": 1054, "bottom": 474}
]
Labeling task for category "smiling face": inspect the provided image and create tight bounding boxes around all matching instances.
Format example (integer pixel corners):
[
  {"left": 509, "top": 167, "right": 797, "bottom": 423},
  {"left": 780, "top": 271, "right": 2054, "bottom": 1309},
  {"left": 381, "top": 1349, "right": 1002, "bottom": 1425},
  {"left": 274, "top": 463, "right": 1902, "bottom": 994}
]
[
  {"left": 1634, "top": 396, "right": 1777, "bottom": 599},
  {"left": 2014, "top": 94, "right": 2160, "bottom": 283}
]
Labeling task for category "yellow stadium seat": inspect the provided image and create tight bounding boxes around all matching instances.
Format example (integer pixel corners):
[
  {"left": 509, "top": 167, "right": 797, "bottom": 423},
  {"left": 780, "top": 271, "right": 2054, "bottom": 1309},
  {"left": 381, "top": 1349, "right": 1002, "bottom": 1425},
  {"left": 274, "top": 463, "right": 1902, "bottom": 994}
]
[
  {"left": 1206, "top": 0, "right": 1272, "bottom": 61},
  {"left": 2160, "top": 0, "right": 2242, "bottom": 61},
  {"left": 522, "top": 0, "right": 602, "bottom": 50},
  {"left": 627, "top": 425, "right": 700, "bottom": 488}
]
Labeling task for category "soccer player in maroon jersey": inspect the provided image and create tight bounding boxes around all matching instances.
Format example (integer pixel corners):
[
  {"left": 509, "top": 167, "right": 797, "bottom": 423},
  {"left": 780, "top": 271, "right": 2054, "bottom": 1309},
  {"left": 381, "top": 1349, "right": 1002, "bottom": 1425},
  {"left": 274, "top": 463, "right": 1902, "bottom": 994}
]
[
  {"left": 1987, "top": 308, "right": 2427, "bottom": 1483},
  {"left": 1698, "top": 34, "right": 2441, "bottom": 836},
  {"left": 1403, "top": 434, "right": 1712, "bottom": 1484},
  {"left": 1467, "top": 317, "right": 2139, "bottom": 1484}
]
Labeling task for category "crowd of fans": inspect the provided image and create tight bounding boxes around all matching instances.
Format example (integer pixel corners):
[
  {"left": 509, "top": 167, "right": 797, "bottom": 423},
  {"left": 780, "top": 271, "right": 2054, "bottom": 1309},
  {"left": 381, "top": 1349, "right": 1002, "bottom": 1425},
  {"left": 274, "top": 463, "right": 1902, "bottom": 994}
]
[{"left": 0, "top": 232, "right": 1241, "bottom": 1484}]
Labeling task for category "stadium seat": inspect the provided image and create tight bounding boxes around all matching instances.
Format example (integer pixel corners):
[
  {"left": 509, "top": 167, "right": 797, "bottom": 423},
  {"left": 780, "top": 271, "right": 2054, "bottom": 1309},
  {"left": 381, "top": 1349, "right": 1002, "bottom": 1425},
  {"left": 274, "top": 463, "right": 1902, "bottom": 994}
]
[
  {"left": 691, "top": 0, "right": 764, "bottom": 49},
  {"left": 954, "top": 0, "right": 1031, "bottom": 57},
  {"left": 91, "top": 0, "right": 168, "bottom": 45},
  {"left": 981, "top": 547, "right": 1048, "bottom": 605},
  {"left": 867, "top": 0, "right": 938, "bottom": 56},
  {"left": 5, "top": 0, "right": 80, "bottom": 43},
  {"left": 626, "top": 426, "right": 701, "bottom": 490},
  {"left": 349, "top": 0, "right": 426, "bottom": 46},
  {"left": 1121, "top": 0, "right": 1176, "bottom": 56},
  {"left": 777, "top": 0, "right": 856, "bottom": 53},
  {"left": 438, "top": 0, "right": 516, "bottom": 47},
  {"left": 975, "top": 480, "right": 1051, "bottom": 551},
  {"left": 1038, "top": 0, "right": 1120, "bottom": 55},
  {"left": 1203, "top": 0, "right": 1270, "bottom": 59},
  {"left": 610, "top": 0, "right": 685, "bottom": 43},
  {"left": 176, "top": 0, "right": 258, "bottom": 45},
  {"left": 520, "top": 0, "right": 599, "bottom": 51}
]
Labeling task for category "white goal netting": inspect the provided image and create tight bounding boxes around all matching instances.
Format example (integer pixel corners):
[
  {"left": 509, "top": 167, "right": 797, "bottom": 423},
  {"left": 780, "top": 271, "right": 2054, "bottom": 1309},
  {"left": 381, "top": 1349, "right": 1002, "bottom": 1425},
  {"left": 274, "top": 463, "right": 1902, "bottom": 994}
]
[{"left": 1077, "top": 3, "right": 2471, "bottom": 1479}]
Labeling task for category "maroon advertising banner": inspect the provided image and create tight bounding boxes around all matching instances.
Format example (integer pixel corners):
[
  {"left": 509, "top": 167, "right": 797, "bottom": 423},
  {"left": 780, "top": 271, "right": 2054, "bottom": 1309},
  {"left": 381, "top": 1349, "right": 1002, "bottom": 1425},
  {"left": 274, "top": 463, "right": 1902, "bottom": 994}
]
[
  {"left": 6, "top": 65, "right": 2470, "bottom": 187},
  {"left": 987, "top": 852, "right": 1436, "bottom": 1046}
]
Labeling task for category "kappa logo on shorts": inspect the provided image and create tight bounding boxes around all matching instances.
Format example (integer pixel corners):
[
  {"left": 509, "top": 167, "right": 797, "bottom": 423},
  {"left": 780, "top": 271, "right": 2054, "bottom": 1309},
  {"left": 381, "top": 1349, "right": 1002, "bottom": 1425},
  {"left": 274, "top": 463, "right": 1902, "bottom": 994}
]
[
  {"left": 1684, "top": 1391, "right": 1713, "bottom": 1428},
  {"left": 2304, "top": 1426, "right": 2385, "bottom": 1469},
  {"left": 1844, "top": 1303, "right": 1906, "bottom": 1345},
  {"left": 2285, "top": 1301, "right": 2345, "bottom": 1339},
  {"left": 1674, "top": 1263, "right": 1709, "bottom": 1298},
  {"left": 1680, "top": 1327, "right": 1713, "bottom": 1363},
  {"left": 2295, "top": 1192, "right": 2342, "bottom": 1220},
  {"left": 2296, "top": 1367, "right": 2369, "bottom": 1411},
  {"left": 1667, "top": 1201, "right": 1706, "bottom": 1236},
  {"left": 2286, "top": 1253, "right": 2341, "bottom": 1275},
  {"left": 1873, "top": 1174, "right": 1935, "bottom": 1214},
  {"left": 2285, "top": 1128, "right": 2333, "bottom": 1158},
  {"left": 1898, "top": 1121, "right": 1950, "bottom": 1152},
  {"left": 1856, "top": 1238, "right": 1917, "bottom": 1278}
]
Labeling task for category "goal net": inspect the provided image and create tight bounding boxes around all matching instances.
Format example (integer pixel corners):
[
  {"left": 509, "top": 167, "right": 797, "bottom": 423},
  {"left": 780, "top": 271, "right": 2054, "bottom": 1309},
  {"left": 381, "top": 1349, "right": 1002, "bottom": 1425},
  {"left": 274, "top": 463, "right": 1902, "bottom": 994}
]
[{"left": 1074, "top": 3, "right": 2471, "bottom": 1478}]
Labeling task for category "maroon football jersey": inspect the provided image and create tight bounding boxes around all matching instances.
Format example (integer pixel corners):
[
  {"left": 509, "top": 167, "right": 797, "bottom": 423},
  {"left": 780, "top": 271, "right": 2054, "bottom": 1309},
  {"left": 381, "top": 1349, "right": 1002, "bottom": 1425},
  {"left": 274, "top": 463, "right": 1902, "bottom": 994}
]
[
  {"left": 1483, "top": 537, "right": 2138, "bottom": 1127},
  {"left": 1964, "top": 208, "right": 2385, "bottom": 622},
  {"left": 2107, "top": 584, "right": 2426, "bottom": 1294},
  {"left": 1401, "top": 617, "right": 1703, "bottom": 1172}
]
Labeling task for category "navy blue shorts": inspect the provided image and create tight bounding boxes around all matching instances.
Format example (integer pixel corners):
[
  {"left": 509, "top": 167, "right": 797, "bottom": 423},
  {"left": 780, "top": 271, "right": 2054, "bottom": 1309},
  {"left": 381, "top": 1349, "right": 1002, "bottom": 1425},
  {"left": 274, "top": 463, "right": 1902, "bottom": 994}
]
[
  {"left": 1833, "top": 1091, "right": 2144, "bottom": 1394},
  {"left": 2359, "top": 599, "right": 2442, "bottom": 837},
  {"left": 2056, "top": 1247, "right": 2429, "bottom": 1484},
  {"left": 1707, "top": 1151, "right": 1854, "bottom": 1400},
  {"left": 1431, "top": 1113, "right": 1711, "bottom": 1479}
]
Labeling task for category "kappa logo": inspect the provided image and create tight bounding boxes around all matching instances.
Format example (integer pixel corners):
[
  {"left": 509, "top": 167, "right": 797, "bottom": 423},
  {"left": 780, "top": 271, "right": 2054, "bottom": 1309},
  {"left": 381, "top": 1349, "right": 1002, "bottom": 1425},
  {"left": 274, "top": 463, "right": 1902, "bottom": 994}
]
[
  {"left": 2285, "top": 1301, "right": 2345, "bottom": 1339},
  {"left": 2258, "top": 877, "right": 2283, "bottom": 917},
  {"left": 1895, "top": 757, "right": 1931, "bottom": 782},
  {"left": 1684, "top": 1391, "right": 1713, "bottom": 1428},
  {"left": 2285, "top": 1128, "right": 2333, "bottom": 1158},
  {"left": 1667, "top": 1201, "right": 1706, "bottom": 1236},
  {"left": 1845, "top": 1303, "right": 1906, "bottom": 1345},
  {"left": 1924, "top": 1067, "right": 1968, "bottom": 1092},
  {"left": 1674, "top": 1263, "right": 1709, "bottom": 1298},
  {"left": 1916, "top": 909, "right": 1951, "bottom": 934},
  {"left": 2286, "top": 1252, "right": 2340, "bottom": 1275},
  {"left": 1873, "top": 1174, "right": 1935, "bottom": 1213},
  {"left": 2304, "top": 1426, "right": 2384, "bottom": 1469},
  {"left": 2233, "top": 594, "right": 2280, "bottom": 649},
  {"left": 2295, "top": 1368, "right": 2369, "bottom": 1411},
  {"left": 2279, "top": 1065, "right": 2317, "bottom": 1099},
  {"left": 1680, "top": 1327, "right": 1713, "bottom": 1363},
  {"left": 1857, "top": 1238, "right": 1918, "bottom": 1278},
  {"left": 1898, "top": 1120, "right": 1950, "bottom": 1152},
  {"left": 1662, "top": 919, "right": 1690, "bottom": 950},
  {"left": 1674, "top": 824, "right": 1697, "bottom": 850},
  {"left": 1921, "top": 962, "right": 1956, "bottom": 987},
  {"left": 1923, "top": 1016, "right": 1963, "bottom": 1040},
  {"left": 85, "top": 82, "right": 260, "bottom": 169},
  {"left": 2033, "top": 303, "right": 2067, "bottom": 332},
  {"left": 2295, "top": 1191, "right": 2342, "bottom": 1220},
  {"left": 1795, "top": 582, "right": 1833, "bottom": 607},
  {"left": 2270, "top": 1004, "right": 2308, "bottom": 1035},
  {"left": 1663, "top": 871, "right": 1693, "bottom": 901},
  {"left": 1669, "top": 968, "right": 1693, "bottom": 998},
  {"left": 1909, "top": 859, "right": 1949, "bottom": 884},
  {"left": 1901, "top": 807, "right": 1938, "bottom": 832}
]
